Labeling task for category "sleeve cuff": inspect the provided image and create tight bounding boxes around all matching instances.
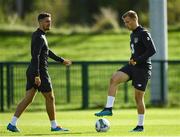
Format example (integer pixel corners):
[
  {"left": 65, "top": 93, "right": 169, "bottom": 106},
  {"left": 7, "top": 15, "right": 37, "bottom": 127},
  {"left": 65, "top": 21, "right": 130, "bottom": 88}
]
[{"left": 59, "top": 57, "right": 64, "bottom": 63}]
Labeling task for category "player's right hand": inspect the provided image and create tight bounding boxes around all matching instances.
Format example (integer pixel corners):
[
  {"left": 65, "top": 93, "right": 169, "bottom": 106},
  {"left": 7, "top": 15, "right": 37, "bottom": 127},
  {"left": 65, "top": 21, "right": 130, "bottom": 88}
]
[
  {"left": 129, "top": 59, "right": 136, "bottom": 66},
  {"left": 35, "top": 76, "right": 41, "bottom": 87},
  {"left": 63, "top": 59, "right": 72, "bottom": 66}
]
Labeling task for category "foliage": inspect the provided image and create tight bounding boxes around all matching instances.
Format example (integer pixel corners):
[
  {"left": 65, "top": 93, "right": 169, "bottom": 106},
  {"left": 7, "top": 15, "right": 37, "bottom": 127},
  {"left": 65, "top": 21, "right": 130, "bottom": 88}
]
[
  {"left": 167, "top": 0, "right": 180, "bottom": 25},
  {"left": 0, "top": 0, "right": 180, "bottom": 29},
  {"left": 92, "top": 7, "right": 120, "bottom": 33}
]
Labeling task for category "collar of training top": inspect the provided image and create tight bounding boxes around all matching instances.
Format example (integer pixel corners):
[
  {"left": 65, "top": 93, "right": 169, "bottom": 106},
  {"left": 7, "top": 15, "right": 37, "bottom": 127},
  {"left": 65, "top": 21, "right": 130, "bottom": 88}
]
[
  {"left": 37, "top": 28, "right": 46, "bottom": 35},
  {"left": 133, "top": 25, "right": 143, "bottom": 33}
]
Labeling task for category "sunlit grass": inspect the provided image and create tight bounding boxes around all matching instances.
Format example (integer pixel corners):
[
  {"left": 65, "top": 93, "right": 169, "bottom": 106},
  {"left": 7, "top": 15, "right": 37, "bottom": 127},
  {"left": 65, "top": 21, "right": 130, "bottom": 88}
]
[
  {"left": 0, "top": 31, "right": 180, "bottom": 62},
  {"left": 0, "top": 108, "right": 180, "bottom": 136}
]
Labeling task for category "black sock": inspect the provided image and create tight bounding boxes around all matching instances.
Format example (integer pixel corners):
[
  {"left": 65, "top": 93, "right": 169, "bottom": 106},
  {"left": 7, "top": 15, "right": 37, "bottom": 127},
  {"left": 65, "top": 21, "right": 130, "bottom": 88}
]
[{"left": 105, "top": 107, "right": 112, "bottom": 110}]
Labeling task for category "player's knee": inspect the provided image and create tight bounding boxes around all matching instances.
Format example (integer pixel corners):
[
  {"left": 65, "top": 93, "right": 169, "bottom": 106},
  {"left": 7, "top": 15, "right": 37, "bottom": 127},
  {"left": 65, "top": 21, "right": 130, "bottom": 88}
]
[
  {"left": 110, "top": 77, "right": 118, "bottom": 85},
  {"left": 46, "top": 95, "right": 55, "bottom": 102}
]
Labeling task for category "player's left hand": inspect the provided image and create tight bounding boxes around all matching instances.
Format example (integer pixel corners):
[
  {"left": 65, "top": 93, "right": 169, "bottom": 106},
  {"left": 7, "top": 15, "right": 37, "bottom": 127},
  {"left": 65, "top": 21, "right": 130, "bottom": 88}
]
[
  {"left": 129, "top": 59, "right": 136, "bottom": 66},
  {"left": 35, "top": 76, "right": 41, "bottom": 87},
  {"left": 63, "top": 59, "right": 72, "bottom": 66}
]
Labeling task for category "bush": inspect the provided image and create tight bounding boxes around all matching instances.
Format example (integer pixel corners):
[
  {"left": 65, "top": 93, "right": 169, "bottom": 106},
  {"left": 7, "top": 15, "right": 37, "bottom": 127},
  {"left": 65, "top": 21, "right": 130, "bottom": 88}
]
[{"left": 92, "top": 7, "right": 120, "bottom": 33}]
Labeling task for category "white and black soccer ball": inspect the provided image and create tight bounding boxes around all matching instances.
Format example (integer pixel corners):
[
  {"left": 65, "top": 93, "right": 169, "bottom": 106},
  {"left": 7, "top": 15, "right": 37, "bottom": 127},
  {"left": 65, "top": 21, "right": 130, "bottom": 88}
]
[{"left": 95, "top": 118, "right": 110, "bottom": 132}]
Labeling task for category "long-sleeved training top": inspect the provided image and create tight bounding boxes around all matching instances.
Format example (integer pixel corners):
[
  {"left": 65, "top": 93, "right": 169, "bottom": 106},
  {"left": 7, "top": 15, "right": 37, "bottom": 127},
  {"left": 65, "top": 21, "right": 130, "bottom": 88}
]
[
  {"left": 130, "top": 26, "right": 156, "bottom": 69},
  {"left": 29, "top": 28, "right": 64, "bottom": 76}
]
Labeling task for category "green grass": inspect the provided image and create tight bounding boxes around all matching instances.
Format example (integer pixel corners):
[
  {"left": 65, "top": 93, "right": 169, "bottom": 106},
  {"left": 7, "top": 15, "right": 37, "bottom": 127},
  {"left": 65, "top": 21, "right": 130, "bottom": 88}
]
[
  {"left": 0, "top": 108, "right": 180, "bottom": 136},
  {"left": 0, "top": 31, "right": 180, "bottom": 61},
  {"left": 0, "top": 31, "right": 180, "bottom": 108},
  {"left": 0, "top": 33, "right": 130, "bottom": 61}
]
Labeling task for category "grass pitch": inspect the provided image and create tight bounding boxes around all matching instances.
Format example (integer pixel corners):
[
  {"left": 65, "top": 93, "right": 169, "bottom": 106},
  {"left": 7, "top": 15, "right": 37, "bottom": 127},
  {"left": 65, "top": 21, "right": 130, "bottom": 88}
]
[
  {"left": 0, "top": 108, "right": 180, "bottom": 136},
  {"left": 0, "top": 31, "right": 180, "bottom": 62}
]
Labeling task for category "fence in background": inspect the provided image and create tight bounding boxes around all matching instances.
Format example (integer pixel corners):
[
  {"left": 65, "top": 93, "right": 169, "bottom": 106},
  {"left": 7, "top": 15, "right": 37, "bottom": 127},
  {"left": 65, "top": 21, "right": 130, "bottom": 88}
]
[{"left": 0, "top": 61, "right": 180, "bottom": 112}]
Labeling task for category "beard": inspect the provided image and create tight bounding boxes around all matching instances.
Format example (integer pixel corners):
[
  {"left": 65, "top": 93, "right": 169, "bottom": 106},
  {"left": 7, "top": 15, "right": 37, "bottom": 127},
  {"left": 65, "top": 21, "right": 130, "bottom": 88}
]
[{"left": 43, "top": 25, "right": 50, "bottom": 31}]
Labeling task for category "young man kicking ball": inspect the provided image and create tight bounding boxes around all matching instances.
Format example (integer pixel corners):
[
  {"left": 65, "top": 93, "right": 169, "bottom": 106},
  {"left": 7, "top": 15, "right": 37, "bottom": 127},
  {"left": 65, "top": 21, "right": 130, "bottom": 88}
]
[{"left": 95, "top": 10, "right": 156, "bottom": 132}]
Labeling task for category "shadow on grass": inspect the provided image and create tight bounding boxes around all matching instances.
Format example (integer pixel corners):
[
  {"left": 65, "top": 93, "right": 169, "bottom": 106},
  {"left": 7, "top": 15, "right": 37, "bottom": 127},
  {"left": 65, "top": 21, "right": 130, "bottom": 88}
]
[{"left": 24, "top": 131, "right": 96, "bottom": 136}]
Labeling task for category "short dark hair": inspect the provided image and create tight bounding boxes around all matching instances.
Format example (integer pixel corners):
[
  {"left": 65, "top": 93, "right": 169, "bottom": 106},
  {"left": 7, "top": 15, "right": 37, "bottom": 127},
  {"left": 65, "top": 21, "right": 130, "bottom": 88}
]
[
  {"left": 122, "top": 10, "right": 138, "bottom": 20},
  {"left": 38, "top": 12, "right": 51, "bottom": 21}
]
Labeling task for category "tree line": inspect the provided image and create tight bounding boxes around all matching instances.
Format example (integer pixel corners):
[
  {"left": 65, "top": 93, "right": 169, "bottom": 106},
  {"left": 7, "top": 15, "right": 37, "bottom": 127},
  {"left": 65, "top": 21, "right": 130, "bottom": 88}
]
[{"left": 0, "top": 0, "right": 179, "bottom": 28}]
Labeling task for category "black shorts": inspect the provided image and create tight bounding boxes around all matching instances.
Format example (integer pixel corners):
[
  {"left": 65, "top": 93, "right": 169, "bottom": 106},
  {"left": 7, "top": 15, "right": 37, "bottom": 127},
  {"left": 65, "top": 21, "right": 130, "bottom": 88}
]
[
  {"left": 26, "top": 67, "right": 52, "bottom": 92},
  {"left": 118, "top": 64, "right": 151, "bottom": 91}
]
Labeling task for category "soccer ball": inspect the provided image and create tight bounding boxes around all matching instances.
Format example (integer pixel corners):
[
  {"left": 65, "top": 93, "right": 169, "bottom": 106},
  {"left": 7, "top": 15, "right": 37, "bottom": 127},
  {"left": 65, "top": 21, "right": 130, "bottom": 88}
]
[{"left": 95, "top": 118, "right": 110, "bottom": 132}]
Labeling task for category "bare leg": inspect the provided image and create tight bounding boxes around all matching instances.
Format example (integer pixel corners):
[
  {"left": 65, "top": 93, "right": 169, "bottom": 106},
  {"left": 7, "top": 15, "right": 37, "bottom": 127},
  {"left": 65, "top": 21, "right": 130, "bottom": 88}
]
[
  {"left": 41, "top": 91, "right": 69, "bottom": 131},
  {"left": 7, "top": 88, "right": 37, "bottom": 132},
  {"left": 95, "top": 71, "right": 129, "bottom": 116},
  {"left": 14, "top": 88, "right": 36, "bottom": 117},
  {"left": 108, "top": 71, "right": 129, "bottom": 96},
  {"left": 134, "top": 88, "right": 145, "bottom": 114},
  {"left": 134, "top": 88, "right": 145, "bottom": 127},
  {"left": 42, "top": 91, "right": 56, "bottom": 121}
]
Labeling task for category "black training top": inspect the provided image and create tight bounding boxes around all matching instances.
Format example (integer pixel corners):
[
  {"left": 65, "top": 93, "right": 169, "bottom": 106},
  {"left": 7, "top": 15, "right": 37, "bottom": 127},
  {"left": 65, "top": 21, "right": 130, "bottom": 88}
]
[
  {"left": 29, "top": 28, "right": 64, "bottom": 76},
  {"left": 130, "top": 26, "right": 156, "bottom": 69}
]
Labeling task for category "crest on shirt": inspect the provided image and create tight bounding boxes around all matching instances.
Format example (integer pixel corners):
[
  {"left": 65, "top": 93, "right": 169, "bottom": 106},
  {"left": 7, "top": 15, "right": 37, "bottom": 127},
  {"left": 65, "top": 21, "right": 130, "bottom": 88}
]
[
  {"left": 134, "top": 37, "right": 138, "bottom": 43},
  {"left": 147, "top": 36, "right": 150, "bottom": 41}
]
